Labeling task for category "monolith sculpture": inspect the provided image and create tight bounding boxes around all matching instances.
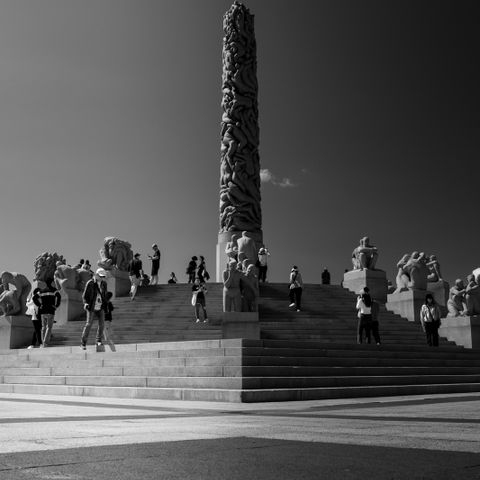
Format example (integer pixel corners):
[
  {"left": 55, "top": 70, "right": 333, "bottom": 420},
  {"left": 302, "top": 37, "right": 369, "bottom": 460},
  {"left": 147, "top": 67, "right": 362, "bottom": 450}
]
[{"left": 216, "top": 1, "right": 263, "bottom": 283}]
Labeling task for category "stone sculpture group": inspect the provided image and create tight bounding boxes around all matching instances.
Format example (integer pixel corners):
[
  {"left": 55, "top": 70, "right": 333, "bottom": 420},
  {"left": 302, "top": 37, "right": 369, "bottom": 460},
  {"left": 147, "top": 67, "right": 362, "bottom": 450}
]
[
  {"left": 222, "top": 231, "right": 259, "bottom": 312},
  {"left": 447, "top": 274, "right": 480, "bottom": 317}
]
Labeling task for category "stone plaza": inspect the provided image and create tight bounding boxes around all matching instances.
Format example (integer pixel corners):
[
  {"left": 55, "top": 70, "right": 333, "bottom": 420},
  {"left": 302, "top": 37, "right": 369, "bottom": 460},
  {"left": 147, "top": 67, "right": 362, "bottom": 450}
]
[{"left": 0, "top": 1, "right": 479, "bottom": 477}]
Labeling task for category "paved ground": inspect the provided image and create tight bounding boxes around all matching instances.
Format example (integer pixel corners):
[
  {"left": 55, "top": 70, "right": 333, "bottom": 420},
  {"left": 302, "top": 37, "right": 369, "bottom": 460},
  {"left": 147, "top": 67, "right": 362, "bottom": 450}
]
[{"left": 1, "top": 392, "right": 480, "bottom": 479}]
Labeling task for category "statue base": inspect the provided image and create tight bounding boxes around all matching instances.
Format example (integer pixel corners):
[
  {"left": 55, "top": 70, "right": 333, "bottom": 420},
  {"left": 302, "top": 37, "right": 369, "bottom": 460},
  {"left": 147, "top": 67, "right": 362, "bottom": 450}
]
[
  {"left": 106, "top": 269, "right": 131, "bottom": 298},
  {"left": 0, "top": 315, "right": 32, "bottom": 349},
  {"left": 56, "top": 288, "right": 85, "bottom": 324},
  {"left": 216, "top": 230, "right": 263, "bottom": 282},
  {"left": 386, "top": 289, "right": 428, "bottom": 323},
  {"left": 343, "top": 269, "right": 388, "bottom": 303},
  {"left": 439, "top": 315, "right": 480, "bottom": 349},
  {"left": 427, "top": 280, "right": 449, "bottom": 308},
  {"left": 222, "top": 312, "right": 260, "bottom": 339}
]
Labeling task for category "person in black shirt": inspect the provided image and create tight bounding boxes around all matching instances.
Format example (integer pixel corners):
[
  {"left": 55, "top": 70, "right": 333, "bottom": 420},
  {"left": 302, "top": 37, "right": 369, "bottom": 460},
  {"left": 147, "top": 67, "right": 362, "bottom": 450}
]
[
  {"left": 128, "top": 253, "right": 143, "bottom": 300},
  {"left": 33, "top": 279, "right": 61, "bottom": 348},
  {"left": 81, "top": 268, "right": 109, "bottom": 349},
  {"left": 192, "top": 279, "right": 208, "bottom": 323},
  {"left": 148, "top": 244, "right": 161, "bottom": 286}
]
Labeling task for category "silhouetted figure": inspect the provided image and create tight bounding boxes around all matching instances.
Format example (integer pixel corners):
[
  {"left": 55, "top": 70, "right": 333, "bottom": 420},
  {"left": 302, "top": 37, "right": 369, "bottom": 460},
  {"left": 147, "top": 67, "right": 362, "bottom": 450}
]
[{"left": 321, "top": 268, "right": 331, "bottom": 285}]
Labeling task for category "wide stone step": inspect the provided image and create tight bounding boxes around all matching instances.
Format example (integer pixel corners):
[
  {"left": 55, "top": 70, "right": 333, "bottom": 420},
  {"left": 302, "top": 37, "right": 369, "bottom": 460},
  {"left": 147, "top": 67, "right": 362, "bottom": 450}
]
[{"left": 2, "top": 381, "right": 480, "bottom": 403}]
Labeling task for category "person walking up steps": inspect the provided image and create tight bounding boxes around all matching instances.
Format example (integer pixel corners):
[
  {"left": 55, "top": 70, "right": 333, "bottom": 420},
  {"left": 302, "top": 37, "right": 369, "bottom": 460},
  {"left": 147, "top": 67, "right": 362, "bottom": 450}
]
[
  {"left": 191, "top": 279, "right": 208, "bottom": 323},
  {"left": 128, "top": 253, "right": 143, "bottom": 301},
  {"left": 33, "top": 279, "right": 61, "bottom": 348},
  {"left": 288, "top": 266, "right": 303, "bottom": 312}
]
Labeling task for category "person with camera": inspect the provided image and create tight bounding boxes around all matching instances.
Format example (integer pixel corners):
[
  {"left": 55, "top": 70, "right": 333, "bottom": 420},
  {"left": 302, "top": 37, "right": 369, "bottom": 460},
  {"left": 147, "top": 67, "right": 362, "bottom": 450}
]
[
  {"left": 80, "top": 268, "right": 109, "bottom": 350},
  {"left": 356, "top": 287, "right": 373, "bottom": 344}
]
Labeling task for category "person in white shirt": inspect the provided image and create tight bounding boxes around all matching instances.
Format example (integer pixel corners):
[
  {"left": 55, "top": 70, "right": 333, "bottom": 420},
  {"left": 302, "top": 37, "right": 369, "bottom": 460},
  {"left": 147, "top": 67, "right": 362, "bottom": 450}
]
[
  {"left": 289, "top": 266, "right": 303, "bottom": 312},
  {"left": 356, "top": 287, "right": 372, "bottom": 344},
  {"left": 257, "top": 247, "right": 270, "bottom": 282}
]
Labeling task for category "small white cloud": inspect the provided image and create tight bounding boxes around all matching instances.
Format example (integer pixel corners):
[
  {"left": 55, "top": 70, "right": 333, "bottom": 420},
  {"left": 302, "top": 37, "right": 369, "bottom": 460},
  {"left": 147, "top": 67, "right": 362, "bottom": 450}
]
[
  {"left": 260, "top": 168, "right": 274, "bottom": 183},
  {"left": 260, "top": 168, "right": 298, "bottom": 188},
  {"left": 278, "top": 178, "right": 297, "bottom": 188}
]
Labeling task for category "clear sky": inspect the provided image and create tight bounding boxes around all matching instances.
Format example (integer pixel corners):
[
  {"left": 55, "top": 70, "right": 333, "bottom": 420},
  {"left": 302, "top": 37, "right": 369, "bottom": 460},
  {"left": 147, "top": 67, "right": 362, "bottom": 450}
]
[{"left": 0, "top": 0, "right": 478, "bottom": 286}]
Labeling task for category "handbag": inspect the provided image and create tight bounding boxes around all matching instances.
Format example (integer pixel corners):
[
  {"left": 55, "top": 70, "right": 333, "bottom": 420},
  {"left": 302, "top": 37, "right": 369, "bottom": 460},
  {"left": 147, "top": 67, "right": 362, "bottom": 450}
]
[{"left": 191, "top": 292, "right": 198, "bottom": 306}]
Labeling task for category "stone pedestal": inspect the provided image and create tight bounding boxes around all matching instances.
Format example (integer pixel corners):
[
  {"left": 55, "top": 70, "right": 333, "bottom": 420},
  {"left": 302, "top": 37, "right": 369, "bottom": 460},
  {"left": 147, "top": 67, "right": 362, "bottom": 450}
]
[
  {"left": 222, "top": 312, "right": 260, "bottom": 339},
  {"left": 386, "top": 289, "right": 428, "bottom": 323},
  {"left": 216, "top": 230, "right": 263, "bottom": 282},
  {"left": 439, "top": 315, "right": 480, "bottom": 349},
  {"left": 427, "top": 280, "right": 449, "bottom": 308},
  {"left": 106, "top": 269, "right": 131, "bottom": 298},
  {"left": 0, "top": 315, "right": 32, "bottom": 349},
  {"left": 343, "top": 269, "right": 388, "bottom": 303},
  {"left": 56, "top": 288, "right": 85, "bottom": 325}
]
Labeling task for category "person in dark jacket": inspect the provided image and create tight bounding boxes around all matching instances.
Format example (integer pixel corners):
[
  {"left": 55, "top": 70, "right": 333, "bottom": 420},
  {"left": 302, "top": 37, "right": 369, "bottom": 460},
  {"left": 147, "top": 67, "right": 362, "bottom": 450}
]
[
  {"left": 128, "top": 253, "right": 143, "bottom": 300},
  {"left": 33, "top": 279, "right": 61, "bottom": 348},
  {"left": 81, "top": 268, "right": 109, "bottom": 350}
]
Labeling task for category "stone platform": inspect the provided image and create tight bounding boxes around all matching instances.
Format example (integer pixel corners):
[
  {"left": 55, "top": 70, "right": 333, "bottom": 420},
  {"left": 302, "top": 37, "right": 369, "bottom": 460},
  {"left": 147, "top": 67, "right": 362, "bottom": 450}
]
[
  {"left": 342, "top": 269, "right": 388, "bottom": 303},
  {"left": 1, "top": 338, "right": 480, "bottom": 403}
]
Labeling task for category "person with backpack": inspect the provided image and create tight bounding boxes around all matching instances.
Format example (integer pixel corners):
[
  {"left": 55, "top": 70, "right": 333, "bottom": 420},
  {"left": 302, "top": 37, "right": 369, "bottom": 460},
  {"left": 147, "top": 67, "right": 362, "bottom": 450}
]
[
  {"left": 33, "top": 279, "right": 61, "bottom": 348},
  {"left": 356, "top": 286, "right": 372, "bottom": 344}
]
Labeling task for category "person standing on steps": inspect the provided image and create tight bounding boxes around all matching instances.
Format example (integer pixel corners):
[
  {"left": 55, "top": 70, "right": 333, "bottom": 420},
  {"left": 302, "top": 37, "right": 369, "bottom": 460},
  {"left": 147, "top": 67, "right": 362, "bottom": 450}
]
[
  {"left": 148, "top": 244, "right": 161, "bottom": 286},
  {"left": 186, "top": 256, "right": 197, "bottom": 284},
  {"left": 26, "top": 284, "right": 42, "bottom": 349},
  {"left": 370, "top": 298, "right": 381, "bottom": 345},
  {"left": 321, "top": 268, "right": 331, "bottom": 285},
  {"left": 191, "top": 278, "right": 208, "bottom": 323},
  {"left": 420, "top": 293, "right": 442, "bottom": 347},
  {"left": 197, "top": 256, "right": 210, "bottom": 283},
  {"left": 102, "top": 291, "right": 116, "bottom": 351},
  {"left": 288, "top": 266, "right": 303, "bottom": 312},
  {"left": 356, "top": 286, "right": 372, "bottom": 344},
  {"left": 81, "top": 268, "right": 109, "bottom": 350},
  {"left": 128, "top": 253, "right": 143, "bottom": 301},
  {"left": 257, "top": 247, "right": 270, "bottom": 283}
]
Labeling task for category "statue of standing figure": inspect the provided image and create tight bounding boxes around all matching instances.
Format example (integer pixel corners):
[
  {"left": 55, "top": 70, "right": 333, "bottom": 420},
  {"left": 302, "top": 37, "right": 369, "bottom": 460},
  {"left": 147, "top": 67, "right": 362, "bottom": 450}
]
[
  {"left": 351, "top": 237, "right": 379, "bottom": 271},
  {"left": 237, "top": 231, "right": 257, "bottom": 271},
  {"left": 222, "top": 260, "right": 243, "bottom": 312}
]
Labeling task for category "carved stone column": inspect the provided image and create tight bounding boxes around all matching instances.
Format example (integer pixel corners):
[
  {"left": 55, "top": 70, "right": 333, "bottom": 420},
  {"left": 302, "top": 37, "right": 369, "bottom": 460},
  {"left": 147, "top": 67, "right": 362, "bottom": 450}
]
[{"left": 216, "top": 2, "right": 263, "bottom": 281}]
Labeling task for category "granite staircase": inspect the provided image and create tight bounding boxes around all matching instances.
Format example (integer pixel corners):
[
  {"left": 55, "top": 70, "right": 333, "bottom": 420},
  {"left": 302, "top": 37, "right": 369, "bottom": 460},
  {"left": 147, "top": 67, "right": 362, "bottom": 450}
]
[
  {"left": 258, "top": 283, "right": 454, "bottom": 346},
  {"left": 51, "top": 283, "right": 223, "bottom": 346},
  {"left": 1, "top": 339, "right": 480, "bottom": 402},
  {"left": 1, "top": 282, "right": 479, "bottom": 402}
]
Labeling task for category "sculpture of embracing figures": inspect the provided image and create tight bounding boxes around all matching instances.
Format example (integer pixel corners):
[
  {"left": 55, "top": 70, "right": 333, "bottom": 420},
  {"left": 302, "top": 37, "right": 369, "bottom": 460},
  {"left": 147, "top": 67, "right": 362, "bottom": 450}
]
[
  {"left": 98, "top": 237, "right": 133, "bottom": 271},
  {"left": 394, "top": 251, "right": 429, "bottom": 293},
  {"left": 447, "top": 273, "right": 480, "bottom": 317},
  {"left": 0, "top": 271, "right": 32, "bottom": 316}
]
